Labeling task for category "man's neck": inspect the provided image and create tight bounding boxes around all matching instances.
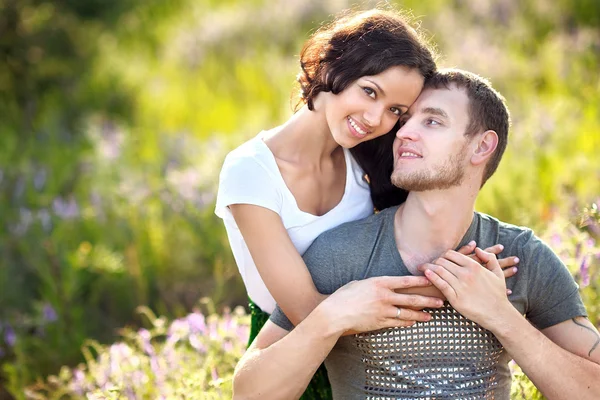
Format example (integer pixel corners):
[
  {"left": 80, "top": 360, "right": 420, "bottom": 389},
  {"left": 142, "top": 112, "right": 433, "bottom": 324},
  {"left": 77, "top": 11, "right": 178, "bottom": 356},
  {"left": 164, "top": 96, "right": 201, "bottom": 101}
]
[{"left": 394, "top": 187, "right": 478, "bottom": 274}]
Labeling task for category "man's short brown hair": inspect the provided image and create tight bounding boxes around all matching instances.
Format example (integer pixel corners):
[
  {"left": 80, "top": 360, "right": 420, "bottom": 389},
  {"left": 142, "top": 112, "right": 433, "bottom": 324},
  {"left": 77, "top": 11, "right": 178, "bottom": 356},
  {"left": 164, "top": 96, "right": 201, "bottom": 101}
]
[{"left": 424, "top": 69, "right": 511, "bottom": 187}]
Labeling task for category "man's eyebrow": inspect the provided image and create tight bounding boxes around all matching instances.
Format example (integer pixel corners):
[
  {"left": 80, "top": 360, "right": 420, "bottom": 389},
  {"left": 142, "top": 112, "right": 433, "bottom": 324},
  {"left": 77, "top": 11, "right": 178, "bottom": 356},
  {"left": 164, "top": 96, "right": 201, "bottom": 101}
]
[{"left": 421, "top": 107, "right": 449, "bottom": 119}]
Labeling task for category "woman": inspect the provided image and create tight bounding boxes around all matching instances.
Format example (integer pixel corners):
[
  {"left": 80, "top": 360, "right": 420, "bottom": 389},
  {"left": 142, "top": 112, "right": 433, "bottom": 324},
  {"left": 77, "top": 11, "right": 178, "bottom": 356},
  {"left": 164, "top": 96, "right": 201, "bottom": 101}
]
[{"left": 215, "top": 8, "right": 517, "bottom": 400}]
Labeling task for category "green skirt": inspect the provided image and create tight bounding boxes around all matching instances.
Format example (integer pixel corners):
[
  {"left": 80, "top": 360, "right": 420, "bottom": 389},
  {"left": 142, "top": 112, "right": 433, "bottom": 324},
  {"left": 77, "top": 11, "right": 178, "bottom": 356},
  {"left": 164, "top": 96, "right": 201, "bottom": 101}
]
[{"left": 248, "top": 299, "right": 333, "bottom": 400}]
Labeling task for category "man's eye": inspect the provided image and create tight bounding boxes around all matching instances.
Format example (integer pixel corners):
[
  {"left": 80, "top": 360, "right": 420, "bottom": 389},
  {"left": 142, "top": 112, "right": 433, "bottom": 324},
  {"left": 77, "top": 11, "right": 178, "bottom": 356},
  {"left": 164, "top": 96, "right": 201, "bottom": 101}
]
[
  {"left": 362, "top": 87, "right": 376, "bottom": 98},
  {"left": 427, "top": 119, "right": 441, "bottom": 126}
]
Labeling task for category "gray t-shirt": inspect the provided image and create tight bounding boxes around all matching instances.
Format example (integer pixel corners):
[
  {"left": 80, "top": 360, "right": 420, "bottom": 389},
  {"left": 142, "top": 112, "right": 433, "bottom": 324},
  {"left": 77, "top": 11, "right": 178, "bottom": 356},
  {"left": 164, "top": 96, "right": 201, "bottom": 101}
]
[{"left": 270, "top": 206, "right": 587, "bottom": 400}]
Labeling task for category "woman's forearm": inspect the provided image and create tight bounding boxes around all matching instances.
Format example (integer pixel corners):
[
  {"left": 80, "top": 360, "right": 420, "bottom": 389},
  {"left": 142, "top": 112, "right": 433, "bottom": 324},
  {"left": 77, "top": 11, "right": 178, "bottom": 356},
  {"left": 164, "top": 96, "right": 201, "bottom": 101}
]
[{"left": 233, "top": 309, "right": 343, "bottom": 400}]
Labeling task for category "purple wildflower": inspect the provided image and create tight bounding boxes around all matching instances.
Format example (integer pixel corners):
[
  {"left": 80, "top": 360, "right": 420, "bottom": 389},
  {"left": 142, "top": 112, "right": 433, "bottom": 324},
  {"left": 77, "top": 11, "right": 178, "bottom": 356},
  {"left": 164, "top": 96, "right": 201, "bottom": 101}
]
[
  {"left": 222, "top": 308, "right": 232, "bottom": 331},
  {"left": 38, "top": 208, "right": 52, "bottom": 232},
  {"left": 211, "top": 367, "right": 219, "bottom": 382},
  {"left": 138, "top": 329, "right": 155, "bottom": 356},
  {"left": 209, "top": 319, "right": 219, "bottom": 340},
  {"left": 187, "top": 311, "right": 207, "bottom": 335},
  {"left": 580, "top": 255, "right": 590, "bottom": 287},
  {"left": 188, "top": 333, "right": 207, "bottom": 353},
  {"left": 70, "top": 369, "right": 86, "bottom": 395},
  {"left": 52, "top": 196, "right": 79, "bottom": 219},
  {"left": 4, "top": 324, "right": 16, "bottom": 347},
  {"left": 42, "top": 303, "right": 58, "bottom": 322},
  {"left": 575, "top": 242, "right": 582, "bottom": 259},
  {"left": 236, "top": 325, "right": 249, "bottom": 344},
  {"left": 33, "top": 168, "right": 47, "bottom": 191}
]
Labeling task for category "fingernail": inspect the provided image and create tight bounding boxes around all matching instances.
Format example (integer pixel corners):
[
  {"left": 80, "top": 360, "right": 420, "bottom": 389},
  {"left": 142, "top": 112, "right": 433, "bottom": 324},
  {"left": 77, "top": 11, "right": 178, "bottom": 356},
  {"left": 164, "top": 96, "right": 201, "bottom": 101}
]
[
  {"left": 469, "top": 240, "right": 476, "bottom": 245},
  {"left": 513, "top": 267, "right": 518, "bottom": 273},
  {"left": 498, "top": 244, "right": 504, "bottom": 250},
  {"left": 514, "top": 257, "right": 520, "bottom": 263},
  {"left": 507, "top": 289, "right": 512, "bottom": 295}
]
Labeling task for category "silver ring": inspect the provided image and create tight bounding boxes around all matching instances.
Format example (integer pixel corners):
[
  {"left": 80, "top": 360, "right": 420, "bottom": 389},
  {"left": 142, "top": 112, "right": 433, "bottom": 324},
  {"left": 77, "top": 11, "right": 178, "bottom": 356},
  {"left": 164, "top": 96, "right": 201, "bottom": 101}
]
[{"left": 395, "top": 307, "right": 402, "bottom": 319}]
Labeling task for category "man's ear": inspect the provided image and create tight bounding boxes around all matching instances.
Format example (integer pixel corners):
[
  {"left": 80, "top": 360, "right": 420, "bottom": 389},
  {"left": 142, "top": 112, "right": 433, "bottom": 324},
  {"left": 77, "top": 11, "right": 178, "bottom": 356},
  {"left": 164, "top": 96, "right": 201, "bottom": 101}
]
[{"left": 471, "top": 130, "right": 498, "bottom": 166}]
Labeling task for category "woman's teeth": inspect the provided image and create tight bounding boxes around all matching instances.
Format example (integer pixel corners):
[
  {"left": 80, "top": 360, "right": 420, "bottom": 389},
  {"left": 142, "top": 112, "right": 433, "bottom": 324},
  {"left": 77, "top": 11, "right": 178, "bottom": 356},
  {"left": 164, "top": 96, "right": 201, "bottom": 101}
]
[{"left": 348, "top": 117, "right": 367, "bottom": 136}]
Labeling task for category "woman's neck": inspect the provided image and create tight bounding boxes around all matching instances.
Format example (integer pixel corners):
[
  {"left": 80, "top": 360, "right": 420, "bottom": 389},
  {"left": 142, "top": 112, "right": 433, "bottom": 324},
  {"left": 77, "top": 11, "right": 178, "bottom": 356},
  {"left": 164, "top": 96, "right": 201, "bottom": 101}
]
[{"left": 263, "top": 105, "right": 340, "bottom": 165}]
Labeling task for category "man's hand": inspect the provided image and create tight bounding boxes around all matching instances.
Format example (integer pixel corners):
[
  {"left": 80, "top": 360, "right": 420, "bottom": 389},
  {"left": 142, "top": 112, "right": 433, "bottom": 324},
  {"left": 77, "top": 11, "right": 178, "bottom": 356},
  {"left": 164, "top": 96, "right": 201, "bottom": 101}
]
[
  {"left": 419, "top": 248, "right": 514, "bottom": 331},
  {"left": 319, "top": 275, "right": 445, "bottom": 334}
]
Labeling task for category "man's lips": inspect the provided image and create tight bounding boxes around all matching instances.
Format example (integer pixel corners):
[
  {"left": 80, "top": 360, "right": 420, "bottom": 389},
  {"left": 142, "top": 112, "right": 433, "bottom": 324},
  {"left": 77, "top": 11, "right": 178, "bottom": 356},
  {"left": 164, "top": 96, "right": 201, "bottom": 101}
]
[{"left": 396, "top": 147, "right": 422, "bottom": 158}]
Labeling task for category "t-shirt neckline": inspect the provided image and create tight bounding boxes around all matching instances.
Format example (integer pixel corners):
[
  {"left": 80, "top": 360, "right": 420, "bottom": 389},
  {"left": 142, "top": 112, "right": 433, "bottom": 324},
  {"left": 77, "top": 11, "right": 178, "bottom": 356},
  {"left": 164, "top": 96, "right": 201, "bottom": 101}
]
[
  {"left": 255, "top": 132, "right": 354, "bottom": 218},
  {"left": 385, "top": 207, "right": 479, "bottom": 276}
]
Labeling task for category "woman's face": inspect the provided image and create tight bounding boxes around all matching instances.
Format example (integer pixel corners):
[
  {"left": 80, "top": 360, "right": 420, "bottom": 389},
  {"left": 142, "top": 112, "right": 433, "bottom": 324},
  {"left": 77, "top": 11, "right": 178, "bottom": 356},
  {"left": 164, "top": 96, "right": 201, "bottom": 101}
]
[{"left": 321, "top": 66, "right": 424, "bottom": 148}]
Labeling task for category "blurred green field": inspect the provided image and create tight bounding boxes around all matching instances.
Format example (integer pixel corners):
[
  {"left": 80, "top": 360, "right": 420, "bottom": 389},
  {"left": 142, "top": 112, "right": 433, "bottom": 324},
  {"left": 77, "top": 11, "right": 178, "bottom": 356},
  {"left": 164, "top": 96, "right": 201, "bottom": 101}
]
[{"left": 0, "top": 0, "right": 599, "bottom": 398}]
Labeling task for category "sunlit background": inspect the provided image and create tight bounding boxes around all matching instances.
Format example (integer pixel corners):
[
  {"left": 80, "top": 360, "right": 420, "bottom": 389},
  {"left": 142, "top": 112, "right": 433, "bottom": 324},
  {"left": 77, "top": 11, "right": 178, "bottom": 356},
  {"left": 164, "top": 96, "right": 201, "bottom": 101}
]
[{"left": 1, "top": 0, "right": 599, "bottom": 398}]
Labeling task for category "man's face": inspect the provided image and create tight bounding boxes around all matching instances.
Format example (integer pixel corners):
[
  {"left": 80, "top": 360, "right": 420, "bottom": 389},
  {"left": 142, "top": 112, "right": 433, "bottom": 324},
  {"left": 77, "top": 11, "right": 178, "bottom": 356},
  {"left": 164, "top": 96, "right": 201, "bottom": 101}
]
[{"left": 391, "top": 86, "right": 473, "bottom": 192}]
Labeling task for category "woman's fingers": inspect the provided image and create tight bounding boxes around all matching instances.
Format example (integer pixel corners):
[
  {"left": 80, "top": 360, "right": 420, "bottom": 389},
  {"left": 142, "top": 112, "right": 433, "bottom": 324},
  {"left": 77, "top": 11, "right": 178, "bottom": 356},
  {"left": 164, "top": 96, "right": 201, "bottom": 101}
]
[
  {"left": 389, "top": 292, "right": 444, "bottom": 310},
  {"left": 498, "top": 256, "right": 519, "bottom": 269},
  {"left": 483, "top": 244, "right": 504, "bottom": 255},
  {"left": 457, "top": 240, "right": 476, "bottom": 255},
  {"left": 502, "top": 266, "right": 518, "bottom": 279},
  {"left": 387, "top": 305, "right": 432, "bottom": 322}
]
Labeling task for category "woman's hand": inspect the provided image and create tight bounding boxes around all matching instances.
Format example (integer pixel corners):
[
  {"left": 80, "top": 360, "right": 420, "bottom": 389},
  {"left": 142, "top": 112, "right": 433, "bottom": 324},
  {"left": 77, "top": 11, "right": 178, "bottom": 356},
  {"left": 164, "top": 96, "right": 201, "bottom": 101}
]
[
  {"left": 457, "top": 241, "right": 519, "bottom": 285},
  {"left": 319, "top": 275, "right": 445, "bottom": 334}
]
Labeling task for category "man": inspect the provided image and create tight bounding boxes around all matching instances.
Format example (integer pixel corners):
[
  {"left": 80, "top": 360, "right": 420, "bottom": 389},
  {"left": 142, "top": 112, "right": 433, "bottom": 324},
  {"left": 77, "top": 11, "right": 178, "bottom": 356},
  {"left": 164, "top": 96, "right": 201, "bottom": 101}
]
[{"left": 232, "top": 69, "right": 600, "bottom": 400}]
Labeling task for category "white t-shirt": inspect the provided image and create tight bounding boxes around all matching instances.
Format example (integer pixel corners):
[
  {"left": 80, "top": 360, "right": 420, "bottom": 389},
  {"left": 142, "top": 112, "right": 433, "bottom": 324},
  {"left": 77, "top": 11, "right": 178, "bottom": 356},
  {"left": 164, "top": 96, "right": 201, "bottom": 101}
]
[{"left": 215, "top": 133, "right": 374, "bottom": 314}]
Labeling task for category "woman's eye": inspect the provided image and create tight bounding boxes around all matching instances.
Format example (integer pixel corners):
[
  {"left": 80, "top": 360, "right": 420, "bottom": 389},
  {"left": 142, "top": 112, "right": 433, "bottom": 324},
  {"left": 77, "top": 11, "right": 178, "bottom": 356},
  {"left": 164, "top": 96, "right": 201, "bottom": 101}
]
[
  {"left": 390, "top": 107, "right": 401, "bottom": 116},
  {"left": 362, "top": 87, "right": 376, "bottom": 98}
]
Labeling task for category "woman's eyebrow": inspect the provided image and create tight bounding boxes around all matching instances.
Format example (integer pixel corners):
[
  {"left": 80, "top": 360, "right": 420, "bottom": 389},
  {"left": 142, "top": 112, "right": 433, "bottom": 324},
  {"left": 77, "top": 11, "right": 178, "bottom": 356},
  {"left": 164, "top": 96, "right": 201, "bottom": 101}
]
[{"left": 364, "top": 79, "right": 384, "bottom": 95}]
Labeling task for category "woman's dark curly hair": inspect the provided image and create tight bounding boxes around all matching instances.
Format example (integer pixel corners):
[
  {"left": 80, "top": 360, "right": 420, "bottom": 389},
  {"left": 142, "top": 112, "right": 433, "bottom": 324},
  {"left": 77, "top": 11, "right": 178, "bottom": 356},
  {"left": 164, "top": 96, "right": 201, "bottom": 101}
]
[{"left": 295, "top": 8, "right": 437, "bottom": 210}]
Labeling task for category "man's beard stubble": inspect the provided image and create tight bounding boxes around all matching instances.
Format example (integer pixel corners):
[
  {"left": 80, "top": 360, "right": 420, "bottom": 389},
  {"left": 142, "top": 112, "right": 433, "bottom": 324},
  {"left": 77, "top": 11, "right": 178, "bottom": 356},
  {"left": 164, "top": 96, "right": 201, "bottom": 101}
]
[{"left": 390, "top": 144, "right": 469, "bottom": 192}]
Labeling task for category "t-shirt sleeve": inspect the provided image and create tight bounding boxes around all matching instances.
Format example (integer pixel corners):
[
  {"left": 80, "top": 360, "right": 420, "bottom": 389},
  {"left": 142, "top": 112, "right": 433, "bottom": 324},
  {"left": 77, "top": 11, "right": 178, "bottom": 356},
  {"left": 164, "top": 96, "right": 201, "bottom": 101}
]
[
  {"left": 215, "top": 152, "right": 282, "bottom": 220},
  {"left": 515, "top": 230, "right": 587, "bottom": 330},
  {"left": 269, "top": 234, "right": 338, "bottom": 330}
]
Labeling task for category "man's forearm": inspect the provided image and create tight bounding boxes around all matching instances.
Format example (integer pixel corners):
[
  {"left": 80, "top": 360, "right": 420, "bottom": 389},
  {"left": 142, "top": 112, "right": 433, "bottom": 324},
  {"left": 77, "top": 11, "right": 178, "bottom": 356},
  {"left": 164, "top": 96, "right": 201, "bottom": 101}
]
[
  {"left": 493, "top": 309, "right": 600, "bottom": 400},
  {"left": 233, "top": 307, "right": 343, "bottom": 400}
]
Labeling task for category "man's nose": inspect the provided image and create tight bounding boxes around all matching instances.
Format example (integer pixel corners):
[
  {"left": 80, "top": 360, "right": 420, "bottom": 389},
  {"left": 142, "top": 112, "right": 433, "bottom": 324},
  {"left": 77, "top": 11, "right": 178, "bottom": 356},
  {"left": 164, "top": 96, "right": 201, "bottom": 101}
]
[{"left": 396, "top": 120, "right": 419, "bottom": 141}]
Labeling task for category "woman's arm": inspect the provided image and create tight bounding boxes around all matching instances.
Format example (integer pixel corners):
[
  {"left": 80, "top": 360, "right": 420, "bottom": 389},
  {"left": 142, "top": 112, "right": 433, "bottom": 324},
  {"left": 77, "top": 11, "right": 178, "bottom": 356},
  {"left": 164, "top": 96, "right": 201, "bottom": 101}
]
[
  {"left": 230, "top": 203, "right": 326, "bottom": 325},
  {"left": 233, "top": 276, "right": 443, "bottom": 400}
]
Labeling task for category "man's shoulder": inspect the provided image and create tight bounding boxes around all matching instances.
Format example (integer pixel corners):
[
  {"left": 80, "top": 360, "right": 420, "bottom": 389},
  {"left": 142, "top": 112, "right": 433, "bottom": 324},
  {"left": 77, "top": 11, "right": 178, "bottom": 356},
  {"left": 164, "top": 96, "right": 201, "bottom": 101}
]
[{"left": 475, "top": 212, "right": 536, "bottom": 247}]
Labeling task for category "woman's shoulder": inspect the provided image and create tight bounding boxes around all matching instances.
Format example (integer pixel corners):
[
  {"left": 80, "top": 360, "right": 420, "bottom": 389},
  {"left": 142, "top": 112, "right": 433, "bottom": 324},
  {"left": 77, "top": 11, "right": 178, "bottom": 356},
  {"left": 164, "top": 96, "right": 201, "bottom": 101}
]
[
  {"left": 221, "top": 133, "right": 276, "bottom": 172},
  {"left": 225, "top": 133, "right": 268, "bottom": 161}
]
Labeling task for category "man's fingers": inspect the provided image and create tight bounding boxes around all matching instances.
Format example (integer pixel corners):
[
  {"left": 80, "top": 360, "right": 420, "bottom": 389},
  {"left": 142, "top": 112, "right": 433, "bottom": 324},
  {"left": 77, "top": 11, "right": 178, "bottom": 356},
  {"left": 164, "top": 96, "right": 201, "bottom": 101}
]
[
  {"left": 379, "top": 275, "right": 432, "bottom": 289},
  {"left": 428, "top": 256, "right": 465, "bottom": 282},
  {"left": 424, "top": 269, "right": 457, "bottom": 301},
  {"left": 457, "top": 240, "right": 476, "bottom": 255},
  {"left": 441, "top": 250, "right": 481, "bottom": 270},
  {"left": 389, "top": 293, "right": 444, "bottom": 310},
  {"left": 474, "top": 247, "right": 503, "bottom": 278}
]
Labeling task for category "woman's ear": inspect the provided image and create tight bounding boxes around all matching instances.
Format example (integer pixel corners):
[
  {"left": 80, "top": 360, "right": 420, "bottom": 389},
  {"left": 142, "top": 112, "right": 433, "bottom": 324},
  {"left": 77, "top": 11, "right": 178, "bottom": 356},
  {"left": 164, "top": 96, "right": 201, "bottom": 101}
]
[{"left": 471, "top": 130, "right": 498, "bottom": 166}]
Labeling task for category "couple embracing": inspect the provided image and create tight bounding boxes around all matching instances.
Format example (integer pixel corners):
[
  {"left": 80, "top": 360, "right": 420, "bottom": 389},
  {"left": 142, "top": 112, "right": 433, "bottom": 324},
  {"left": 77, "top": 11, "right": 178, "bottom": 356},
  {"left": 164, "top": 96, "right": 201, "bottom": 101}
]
[{"left": 215, "top": 8, "right": 600, "bottom": 400}]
